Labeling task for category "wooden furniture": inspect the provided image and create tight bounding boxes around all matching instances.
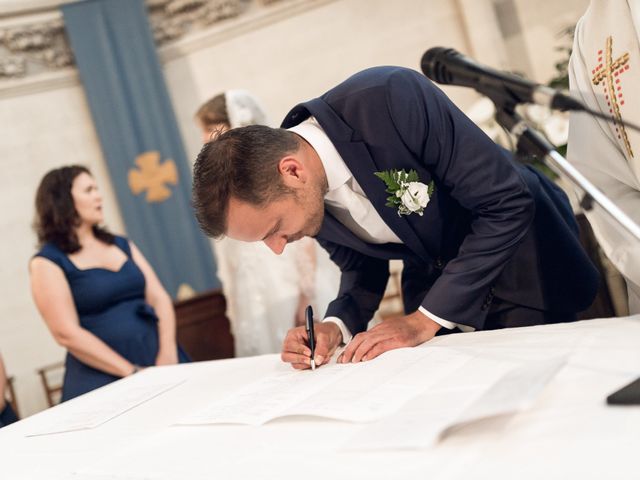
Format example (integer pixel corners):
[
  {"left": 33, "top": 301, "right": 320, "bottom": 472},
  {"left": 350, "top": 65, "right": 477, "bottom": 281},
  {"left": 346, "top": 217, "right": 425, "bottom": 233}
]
[
  {"left": 174, "top": 289, "right": 234, "bottom": 361},
  {"left": 36, "top": 361, "right": 65, "bottom": 407}
]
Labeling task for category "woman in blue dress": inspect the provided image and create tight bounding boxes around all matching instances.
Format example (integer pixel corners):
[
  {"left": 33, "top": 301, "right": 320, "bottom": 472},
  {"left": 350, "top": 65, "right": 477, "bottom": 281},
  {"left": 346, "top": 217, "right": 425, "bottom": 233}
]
[
  {"left": 29, "top": 165, "right": 189, "bottom": 402},
  {"left": 0, "top": 353, "right": 18, "bottom": 427}
]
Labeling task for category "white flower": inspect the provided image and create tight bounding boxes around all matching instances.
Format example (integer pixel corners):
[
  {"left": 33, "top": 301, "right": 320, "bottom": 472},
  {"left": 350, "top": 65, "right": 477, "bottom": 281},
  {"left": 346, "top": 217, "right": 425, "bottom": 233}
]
[
  {"left": 375, "top": 168, "right": 435, "bottom": 217},
  {"left": 401, "top": 182, "right": 431, "bottom": 213},
  {"left": 542, "top": 113, "right": 569, "bottom": 146}
]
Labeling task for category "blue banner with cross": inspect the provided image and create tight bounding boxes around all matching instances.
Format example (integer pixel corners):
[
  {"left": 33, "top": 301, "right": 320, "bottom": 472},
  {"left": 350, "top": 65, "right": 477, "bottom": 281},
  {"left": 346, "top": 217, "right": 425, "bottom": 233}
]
[{"left": 62, "top": 0, "right": 219, "bottom": 296}]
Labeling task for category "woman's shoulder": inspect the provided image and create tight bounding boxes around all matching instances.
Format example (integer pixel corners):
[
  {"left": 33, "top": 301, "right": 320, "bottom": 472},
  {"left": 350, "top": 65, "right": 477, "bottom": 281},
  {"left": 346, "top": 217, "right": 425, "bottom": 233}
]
[
  {"left": 31, "top": 242, "right": 67, "bottom": 271},
  {"left": 33, "top": 242, "right": 63, "bottom": 261},
  {"left": 111, "top": 234, "right": 133, "bottom": 255}
]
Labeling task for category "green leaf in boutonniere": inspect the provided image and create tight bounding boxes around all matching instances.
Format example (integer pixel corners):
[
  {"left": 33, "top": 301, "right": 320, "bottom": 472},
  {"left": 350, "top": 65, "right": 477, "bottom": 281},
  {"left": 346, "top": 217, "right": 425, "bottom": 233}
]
[{"left": 375, "top": 169, "right": 435, "bottom": 216}]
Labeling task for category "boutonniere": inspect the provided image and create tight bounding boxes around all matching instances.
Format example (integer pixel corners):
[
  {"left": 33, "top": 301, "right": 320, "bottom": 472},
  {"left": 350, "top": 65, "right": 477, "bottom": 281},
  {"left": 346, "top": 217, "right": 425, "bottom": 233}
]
[{"left": 374, "top": 169, "right": 435, "bottom": 216}]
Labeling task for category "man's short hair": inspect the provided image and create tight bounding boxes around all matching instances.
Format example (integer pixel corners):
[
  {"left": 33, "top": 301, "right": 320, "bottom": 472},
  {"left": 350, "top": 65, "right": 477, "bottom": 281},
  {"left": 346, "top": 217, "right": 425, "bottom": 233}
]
[{"left": 192, "top": 125, "right": 300, "bottom": 238}]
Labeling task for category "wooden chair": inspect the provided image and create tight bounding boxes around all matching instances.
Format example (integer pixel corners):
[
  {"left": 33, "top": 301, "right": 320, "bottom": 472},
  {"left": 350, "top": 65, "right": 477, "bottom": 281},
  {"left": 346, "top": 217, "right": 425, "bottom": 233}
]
[{"left": 36, "top": 361, "right": 65, "bottom": 407}]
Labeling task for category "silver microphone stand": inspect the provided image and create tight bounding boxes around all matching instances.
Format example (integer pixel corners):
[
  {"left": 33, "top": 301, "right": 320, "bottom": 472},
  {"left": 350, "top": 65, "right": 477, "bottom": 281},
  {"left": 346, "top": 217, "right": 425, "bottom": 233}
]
[{"left": 494, "top": 106, "right": 640, "bottom": 241}]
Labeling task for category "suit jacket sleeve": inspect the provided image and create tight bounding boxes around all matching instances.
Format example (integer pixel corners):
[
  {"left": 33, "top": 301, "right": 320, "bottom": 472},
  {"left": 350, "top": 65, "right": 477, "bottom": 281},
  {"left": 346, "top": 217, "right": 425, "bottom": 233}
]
[
  {"left": 385, "top": 69, "right": 535, "bottom": 327},
  {"left": 315, "top": 237, "right": 389, "bottom": 335}
]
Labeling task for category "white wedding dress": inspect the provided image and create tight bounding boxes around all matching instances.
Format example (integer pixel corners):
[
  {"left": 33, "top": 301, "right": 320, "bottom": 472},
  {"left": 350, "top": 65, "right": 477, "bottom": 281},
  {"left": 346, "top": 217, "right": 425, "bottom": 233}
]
[
  {"left": 213, "top": 237, "right": 340, "bottom": 357},
  {"left": 207, "top": 90, "right": 341, "bottom": 356}
]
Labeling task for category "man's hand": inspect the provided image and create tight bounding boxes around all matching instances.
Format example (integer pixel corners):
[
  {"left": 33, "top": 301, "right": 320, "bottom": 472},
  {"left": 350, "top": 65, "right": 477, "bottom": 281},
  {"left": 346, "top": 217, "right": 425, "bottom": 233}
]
[
  {"left": 281, "top": 322, "right": 343, "bottom": 369},
  {"left": 339, "top": 310, "right": 441, "bottom": 363}
]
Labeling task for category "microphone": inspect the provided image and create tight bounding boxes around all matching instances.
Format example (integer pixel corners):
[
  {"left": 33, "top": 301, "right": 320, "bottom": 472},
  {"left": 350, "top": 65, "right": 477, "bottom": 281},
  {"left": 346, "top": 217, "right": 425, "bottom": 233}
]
[{"left": 421, "top": 47, "right": 585, "bottom": 111}]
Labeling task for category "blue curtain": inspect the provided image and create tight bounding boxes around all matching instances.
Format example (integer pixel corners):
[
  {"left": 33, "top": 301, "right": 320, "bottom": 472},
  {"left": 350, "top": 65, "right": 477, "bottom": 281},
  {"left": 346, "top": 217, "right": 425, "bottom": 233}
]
[{"left": 62, "top": 0, "right": 219, "bottom": 296}]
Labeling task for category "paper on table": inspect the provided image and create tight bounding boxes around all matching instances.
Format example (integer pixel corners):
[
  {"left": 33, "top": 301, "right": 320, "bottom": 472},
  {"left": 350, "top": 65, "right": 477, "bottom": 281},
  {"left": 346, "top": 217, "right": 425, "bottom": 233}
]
[
  {"left": 64, "top": 470, "right": 211, "bottom": 480},
  {"left": 27, "top": 380, "right": 184, "bottom": 437},
  {"left": 177, "top": 347, "right": 475, "bottom": 426},
  {"left": 347, "top": 356, "right": 567, "bottom": 450},
  {"left": 178, "top": 361, "right": 355, "bottom": 426},
  {"left": 47, "top": 473, "right": 164, "bottom": 480},
  {"left": 452, "top": 356, "right": 566, "bottom": 425},
  {"left": 284, "top": 347, "right": 474, "bottom": 422}
]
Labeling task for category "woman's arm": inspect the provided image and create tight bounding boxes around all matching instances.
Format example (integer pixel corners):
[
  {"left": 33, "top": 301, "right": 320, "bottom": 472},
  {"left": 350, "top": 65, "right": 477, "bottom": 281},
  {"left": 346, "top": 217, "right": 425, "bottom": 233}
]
[
  {"left": 0, "top": 354, "right": 7, "bottom": 411},
  {"left": 129, "top": 242, "right": 178, "bottom": 365},
  {"left": 30, "top": 257, "right": 136, "bottom": 377}
]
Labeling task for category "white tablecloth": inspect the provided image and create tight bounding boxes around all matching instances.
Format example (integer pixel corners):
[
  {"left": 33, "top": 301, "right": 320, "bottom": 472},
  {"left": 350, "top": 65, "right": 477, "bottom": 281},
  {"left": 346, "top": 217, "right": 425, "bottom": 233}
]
[{"left": 2, "top": 316, "right": 640, "bottom": 479}]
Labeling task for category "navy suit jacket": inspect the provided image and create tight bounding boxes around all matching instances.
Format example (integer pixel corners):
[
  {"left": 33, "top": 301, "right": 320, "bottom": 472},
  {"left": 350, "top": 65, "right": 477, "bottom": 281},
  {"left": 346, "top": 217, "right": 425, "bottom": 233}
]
[{"left": 281, "top": 66, "right": 599, "bottom": 335}]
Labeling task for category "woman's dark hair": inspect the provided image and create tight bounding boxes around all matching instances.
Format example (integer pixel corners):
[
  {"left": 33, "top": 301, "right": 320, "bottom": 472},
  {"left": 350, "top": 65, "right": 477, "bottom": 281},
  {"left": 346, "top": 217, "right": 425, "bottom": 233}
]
[{"left": 34, "top": 165, "right": 114, "bottom": 253}]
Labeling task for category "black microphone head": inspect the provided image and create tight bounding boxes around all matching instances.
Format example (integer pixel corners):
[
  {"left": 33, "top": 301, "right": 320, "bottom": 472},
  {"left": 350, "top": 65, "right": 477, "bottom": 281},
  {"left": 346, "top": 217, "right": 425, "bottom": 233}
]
[{"left": 421, "top": 47, "right": 461, "bottom": 84}]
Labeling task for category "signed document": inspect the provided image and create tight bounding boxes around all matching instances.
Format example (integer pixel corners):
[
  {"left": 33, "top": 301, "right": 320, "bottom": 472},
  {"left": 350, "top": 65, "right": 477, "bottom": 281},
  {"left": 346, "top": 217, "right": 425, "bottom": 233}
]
[
  {"left": 177, "top": 346, "right": 564, "bottom": 429},
  {"left": 178, "top": 345, "right": 565, "bottom": 450},
  {"left": 178, "top": 347, "right": 473, "bottom": 426}
]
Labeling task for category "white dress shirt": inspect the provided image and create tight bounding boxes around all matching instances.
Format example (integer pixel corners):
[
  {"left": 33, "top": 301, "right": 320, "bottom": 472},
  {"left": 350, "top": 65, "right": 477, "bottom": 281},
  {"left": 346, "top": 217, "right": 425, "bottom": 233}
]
[{"left": 288, "top": 117, "right": 472, "bottom": 343}]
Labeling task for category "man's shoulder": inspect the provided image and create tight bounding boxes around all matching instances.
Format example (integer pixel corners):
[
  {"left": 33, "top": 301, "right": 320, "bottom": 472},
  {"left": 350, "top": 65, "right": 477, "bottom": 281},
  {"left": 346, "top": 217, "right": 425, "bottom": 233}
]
[
  {"left": 323, "top": 66, "right": 422, "bottom": 99},
  {"left": 280, "top": 66, "right": 427, "bottom": 128}
]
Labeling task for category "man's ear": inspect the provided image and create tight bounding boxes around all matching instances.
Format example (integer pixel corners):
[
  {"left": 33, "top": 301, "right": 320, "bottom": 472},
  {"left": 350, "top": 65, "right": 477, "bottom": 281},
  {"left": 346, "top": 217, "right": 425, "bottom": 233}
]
[{"left": 278, "top": 156, "right": 307, "bottom": 186}]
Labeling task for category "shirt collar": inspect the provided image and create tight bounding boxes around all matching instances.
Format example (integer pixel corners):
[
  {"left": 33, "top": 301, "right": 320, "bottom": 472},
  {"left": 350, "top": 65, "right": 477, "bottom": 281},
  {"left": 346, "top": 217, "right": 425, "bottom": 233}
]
[{"left": 287, "top": 117, "right": 351, "bottom": 192}]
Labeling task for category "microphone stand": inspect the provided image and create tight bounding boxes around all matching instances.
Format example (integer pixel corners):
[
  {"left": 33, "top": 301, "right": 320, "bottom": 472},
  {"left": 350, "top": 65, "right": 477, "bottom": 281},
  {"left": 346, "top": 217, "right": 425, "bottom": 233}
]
[
  {"left": 490, "top": 95, "right": 640, "bottom": 405},
  {"left": 492, "top": 99, "right": 640, "bottom": 240}
]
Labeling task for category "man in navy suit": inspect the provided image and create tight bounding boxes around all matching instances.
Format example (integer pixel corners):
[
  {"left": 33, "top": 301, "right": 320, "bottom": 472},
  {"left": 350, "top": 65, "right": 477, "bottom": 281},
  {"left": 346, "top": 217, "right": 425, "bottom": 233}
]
[{"left": 192, "top": 66, "right": 599, "bottom": 369}]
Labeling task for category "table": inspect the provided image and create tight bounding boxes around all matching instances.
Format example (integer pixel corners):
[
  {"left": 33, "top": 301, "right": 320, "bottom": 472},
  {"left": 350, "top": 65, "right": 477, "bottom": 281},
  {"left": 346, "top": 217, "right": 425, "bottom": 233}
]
[{"left": 2, "top": 316, "right": 640, "bottom": 479}]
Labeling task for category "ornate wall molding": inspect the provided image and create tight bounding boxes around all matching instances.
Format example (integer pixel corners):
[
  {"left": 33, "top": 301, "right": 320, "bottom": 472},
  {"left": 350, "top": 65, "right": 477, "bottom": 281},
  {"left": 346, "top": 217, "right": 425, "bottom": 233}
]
[
  {"left": 157, "top": 0, "right": 336, "bottom": 63},
  {"left": 0, "top": 15, "right": 73, "bottom": 79},
  {"left": 0, "top": 0, "right": 331, "bottom": 97},
  {"left": 148, "top": 0, "right": 251, "bottom": 46}
]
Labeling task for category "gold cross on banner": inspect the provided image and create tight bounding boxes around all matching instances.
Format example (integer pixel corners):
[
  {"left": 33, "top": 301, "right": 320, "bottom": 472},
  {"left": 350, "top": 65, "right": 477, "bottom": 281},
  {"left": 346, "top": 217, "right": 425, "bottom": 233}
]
[
  {"left": 591, "top": 36, "right": 633, "bottom": 158},
  {"left": 128, "top": 151, "right": 178, "bottom": 203}
]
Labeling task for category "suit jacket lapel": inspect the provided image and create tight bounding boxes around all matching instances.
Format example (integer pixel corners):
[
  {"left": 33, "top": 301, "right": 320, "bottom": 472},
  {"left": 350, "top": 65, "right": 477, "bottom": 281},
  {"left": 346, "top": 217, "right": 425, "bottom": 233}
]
[
  {"left": 333, "top": 141, "right": 431, "bottom": 261},
  {"left": 316, "top": 211, "right": 414, "bottom": 261}
]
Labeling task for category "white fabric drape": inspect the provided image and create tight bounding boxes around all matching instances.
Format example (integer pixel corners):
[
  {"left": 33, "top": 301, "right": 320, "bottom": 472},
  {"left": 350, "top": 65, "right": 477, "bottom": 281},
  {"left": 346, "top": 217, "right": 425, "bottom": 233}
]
[{"left": 567, "top": 0, "right": 640, "bottom": 313}]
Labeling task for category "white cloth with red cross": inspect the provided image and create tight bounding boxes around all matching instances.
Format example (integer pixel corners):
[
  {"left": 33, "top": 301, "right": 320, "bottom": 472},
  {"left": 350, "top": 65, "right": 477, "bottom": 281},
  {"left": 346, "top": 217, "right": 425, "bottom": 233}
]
[{"left": 568, "top": 0, "right": 640, "bottom": 313}]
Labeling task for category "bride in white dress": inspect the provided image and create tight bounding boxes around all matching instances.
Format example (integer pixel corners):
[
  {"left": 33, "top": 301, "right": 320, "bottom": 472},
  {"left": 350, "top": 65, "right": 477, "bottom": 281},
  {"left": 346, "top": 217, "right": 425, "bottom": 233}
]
[{"left": 195, "top": 90, "right": 341, "bottom": 357}]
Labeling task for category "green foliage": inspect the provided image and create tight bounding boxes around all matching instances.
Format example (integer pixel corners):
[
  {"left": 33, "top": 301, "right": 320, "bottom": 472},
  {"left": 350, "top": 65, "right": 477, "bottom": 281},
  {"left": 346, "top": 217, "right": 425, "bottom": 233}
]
[{"left": 546, "top": 26, "right": 575, "bottom": 92}]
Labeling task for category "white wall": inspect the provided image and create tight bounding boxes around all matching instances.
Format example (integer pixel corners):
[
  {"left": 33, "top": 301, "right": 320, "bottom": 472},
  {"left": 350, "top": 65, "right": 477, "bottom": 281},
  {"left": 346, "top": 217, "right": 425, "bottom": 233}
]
[
  {"left": 516, "top": 0, "right": 589, "bottom": 82},
  {"left": 165, "top": 0, "right": 480, "bottom": 164},
  {"left": 0, "top": 0, "right": 590, "bottom": 417}
]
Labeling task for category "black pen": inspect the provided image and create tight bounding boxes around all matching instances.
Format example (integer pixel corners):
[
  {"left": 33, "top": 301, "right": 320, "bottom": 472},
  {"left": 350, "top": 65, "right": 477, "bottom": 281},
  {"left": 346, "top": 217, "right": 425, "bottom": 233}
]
[{"left": 305, "top": 305, "right": 316, "bottom": 370}]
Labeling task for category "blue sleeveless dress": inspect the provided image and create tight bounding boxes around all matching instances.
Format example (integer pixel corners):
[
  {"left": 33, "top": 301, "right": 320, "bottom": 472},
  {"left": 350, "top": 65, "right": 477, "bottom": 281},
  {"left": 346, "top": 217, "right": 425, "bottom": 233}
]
[
  {"left": 35, "top": 236, "right": 189, "bottom": 402},
  {"left": 0, "top": 402, "right": 18, "bottom": 428}
]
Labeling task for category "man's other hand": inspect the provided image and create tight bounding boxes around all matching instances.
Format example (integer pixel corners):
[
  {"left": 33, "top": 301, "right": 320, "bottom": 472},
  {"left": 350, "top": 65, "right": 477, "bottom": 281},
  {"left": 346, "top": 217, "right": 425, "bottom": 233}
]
[{"left": 339, "top": 311, "right": 441, "bottom": 363}]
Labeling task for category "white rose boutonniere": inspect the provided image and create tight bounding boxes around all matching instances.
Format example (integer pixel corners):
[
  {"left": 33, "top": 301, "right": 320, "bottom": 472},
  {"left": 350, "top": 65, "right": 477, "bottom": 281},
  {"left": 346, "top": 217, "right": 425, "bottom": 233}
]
[{"left": 374, "top": 169, "right": 435, "bottom": 216}]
